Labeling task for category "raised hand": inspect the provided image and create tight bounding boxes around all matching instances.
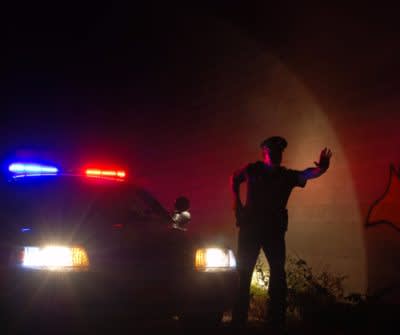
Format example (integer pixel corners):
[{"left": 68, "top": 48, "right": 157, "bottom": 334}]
[{"left": 314, "top": 147, "right": 332, "bottom": 171}]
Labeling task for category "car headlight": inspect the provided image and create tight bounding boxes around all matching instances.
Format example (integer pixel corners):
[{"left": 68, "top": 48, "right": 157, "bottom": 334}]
[
  {"left": 20, "top": 245, "right": 89, "bottom": 271},
  {"left": 195, "top": 247, "right": 236, "bottom": 272}
]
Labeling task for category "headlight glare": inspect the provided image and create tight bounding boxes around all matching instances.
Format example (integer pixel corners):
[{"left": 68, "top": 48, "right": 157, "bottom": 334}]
[
  {"left": 195, "top": 247, "right": 236, "bottom": 272},
  {"left": 21, "top": 245, "right": 89, "bottom": 270}
]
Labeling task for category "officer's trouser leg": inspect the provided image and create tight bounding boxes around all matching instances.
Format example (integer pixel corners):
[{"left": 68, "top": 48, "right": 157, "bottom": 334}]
[
  {"left": 232, "top": 227, "right": 260, "bottom": 326},
  {"left": 262, "top": 232, "right": 287, "bottom": 328}
]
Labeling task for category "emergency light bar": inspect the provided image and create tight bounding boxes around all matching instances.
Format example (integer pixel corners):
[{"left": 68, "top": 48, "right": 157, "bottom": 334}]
[
  {"left": 8, "top": 163, "right": 59, "bottom": 177},
  {"left": 6, "top": 161, "right": 126, "bottom": 181},
  {"left": 85, "top": 169, "right": 126, "bottom": 179}
]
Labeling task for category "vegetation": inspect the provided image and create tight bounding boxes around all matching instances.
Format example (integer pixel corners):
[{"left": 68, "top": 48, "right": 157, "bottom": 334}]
[{"left": 249, "top": 255, "right": 372, "bottom": 331}]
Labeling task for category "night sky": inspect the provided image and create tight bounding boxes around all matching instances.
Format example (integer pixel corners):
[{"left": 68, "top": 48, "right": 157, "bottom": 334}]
[{"left": 2, "top": 2, "right": 400, "bottom": 298}]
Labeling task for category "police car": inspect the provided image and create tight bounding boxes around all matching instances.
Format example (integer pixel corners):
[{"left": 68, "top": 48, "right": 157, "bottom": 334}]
[{"left": 0, "top": 161, "right": 237, "bottom": 329}]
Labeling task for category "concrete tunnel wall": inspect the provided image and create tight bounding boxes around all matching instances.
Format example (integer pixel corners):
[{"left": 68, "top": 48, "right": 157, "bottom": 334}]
[{"left": 134, "top": 16, "right": 368, "bottom": 296}]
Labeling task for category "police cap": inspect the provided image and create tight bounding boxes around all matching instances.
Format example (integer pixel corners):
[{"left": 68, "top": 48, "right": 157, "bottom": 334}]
[{"left": 260, "top": 136, "right": 288, "bottom": 151}]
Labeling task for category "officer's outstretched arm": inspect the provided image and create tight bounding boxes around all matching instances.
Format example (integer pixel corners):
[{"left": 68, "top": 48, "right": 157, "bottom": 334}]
[{"left": 300, "top": 147, "right": 332, "bottom": 182}]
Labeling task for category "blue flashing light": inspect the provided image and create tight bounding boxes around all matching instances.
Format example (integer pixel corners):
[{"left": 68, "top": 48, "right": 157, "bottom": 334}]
[
  {"left": 9, "top": 163, "right": 59, "bottom": 177},
  {"left": 21, "top": 228, "right": 32, "bottom": 233}
]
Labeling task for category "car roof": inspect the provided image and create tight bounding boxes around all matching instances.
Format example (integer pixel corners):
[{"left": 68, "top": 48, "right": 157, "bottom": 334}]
[
  {"left": 3, "top": 173, "right": 134, "bottom": 188},
  {"left": 0, "top": 174, "right": 171, "bottom": 224}
]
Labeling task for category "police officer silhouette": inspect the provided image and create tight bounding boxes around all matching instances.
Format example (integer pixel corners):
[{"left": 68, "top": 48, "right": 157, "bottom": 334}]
[{"left": 231, "top": 136, "right": 332, "bottom": 331}]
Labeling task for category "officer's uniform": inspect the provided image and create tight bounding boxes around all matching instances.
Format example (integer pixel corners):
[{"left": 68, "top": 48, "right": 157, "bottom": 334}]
[{"left": 231, "top": 137, "right": 306, "bottom": 328}]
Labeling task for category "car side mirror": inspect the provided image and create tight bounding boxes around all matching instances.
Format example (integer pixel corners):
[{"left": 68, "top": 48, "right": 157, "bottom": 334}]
[{"left": 172, "top": 196, "right": 191, "bottom": 231}]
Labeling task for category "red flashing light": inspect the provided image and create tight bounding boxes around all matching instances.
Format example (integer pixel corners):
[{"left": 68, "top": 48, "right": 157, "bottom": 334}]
[
  {"left": 112, "top": 223, "right": 124, "bottom": 229},
  {"left": 85, "top": 169, "right": 126, "bottom": 179}
]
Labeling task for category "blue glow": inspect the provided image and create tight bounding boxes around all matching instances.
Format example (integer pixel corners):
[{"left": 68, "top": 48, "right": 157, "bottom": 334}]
[
  {"left": 21, "top": 228, "right": 32, "bottom": 233},
  {"left": 9, "top": 163, "right": 58, "bottom": 176}
]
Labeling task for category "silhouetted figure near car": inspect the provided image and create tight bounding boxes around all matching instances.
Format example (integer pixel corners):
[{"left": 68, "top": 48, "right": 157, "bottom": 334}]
[
  {"left": 172, "top": 196, "right": 191, "bottom": 231},
  {"left": 231, "top": 136, "right": 332, "bottom": 332}
]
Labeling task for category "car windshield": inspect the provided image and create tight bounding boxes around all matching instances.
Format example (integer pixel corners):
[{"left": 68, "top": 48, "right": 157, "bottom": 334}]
[{"left": 0, "top": 176, "right": 171, "bottom": 230}]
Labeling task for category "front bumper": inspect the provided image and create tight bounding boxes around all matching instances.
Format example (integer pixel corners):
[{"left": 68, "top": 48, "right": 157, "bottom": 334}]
[{"left": 0, "top": 266, "right": 238, "bottom": 317}]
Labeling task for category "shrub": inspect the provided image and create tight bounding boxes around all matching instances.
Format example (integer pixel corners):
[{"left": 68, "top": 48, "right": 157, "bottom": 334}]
[{"left": 249, "top": 254, "right": 350, "bottom": 325}]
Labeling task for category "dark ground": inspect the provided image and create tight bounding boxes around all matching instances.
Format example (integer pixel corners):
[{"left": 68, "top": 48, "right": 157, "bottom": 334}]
[{"left": 1, "top": 304, "right": 397, "bottom": 335}]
